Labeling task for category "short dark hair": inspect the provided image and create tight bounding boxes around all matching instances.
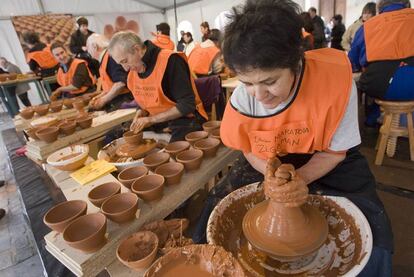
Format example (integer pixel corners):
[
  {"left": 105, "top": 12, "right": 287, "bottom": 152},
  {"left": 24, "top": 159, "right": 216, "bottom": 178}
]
[
  {"left": 156, "top": 22, "right": 170, "bottom": 36},
  {"left": 309, "top": 7, "right": 317, "bottom": 13},
  {"left": 223, "top": 0, "right": 303, "bottom": 73},
  {"left": 333, "top": 14, "right": 343, "bottom": 23},
  {"left": 22, "top": 31, "right": 40, "bottom": 45},
  {"left": 362, "top": 2, "right": 377, "bottom": 16},
  {"left": 200, "top": 21, "right": 210, "bottom": 29},
  {"left": 77, "top": 17, "right": 88, "bottom": 27},
  {"left": 300, "top": 12, "right": 314, "bottom": 33},
  {"left": 184, "top": 32, "right": 193, "bottom": 42},
  {"left": 50, "top": 42, "right": 66, "bottom": 53}
]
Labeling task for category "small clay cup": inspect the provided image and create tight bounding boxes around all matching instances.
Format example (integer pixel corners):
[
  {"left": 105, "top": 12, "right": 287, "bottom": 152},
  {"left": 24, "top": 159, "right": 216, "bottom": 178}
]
[
  {"left": 34, "top": 104, "right": 50, "bottom": 116},
  {"left": 202, "top": 120, "right": 221, "bottom": 133},
  {"left": 176, "top": 149, "right": 204, "bottom": 171},
  {"left": 19, "top": 108, "right": 34, "bottom": 119},
  {"left": 76, "top": 115, "right": 93, "bottom": 129},
  {"left": 118, "top": 166, "right": 149, "bottom": 189},
  {"left": 88, "top": 182, "right": 121, "bottom": 208},
  {"left": 123, "top": 131, "right": 143, "bottom": 145},
  {"left": 164, "top": 141, "right": 190, "bottom": 159},
  {"left": 154, "top": 162, "right": 184, "bottom": 186},
  {"left": 58, "top": 120, "right": 77, "bottom": 136},
  {"left": 36, "top": 126, "right": 59, "bottom": 143},
  {"left": 117, "top": 231, "right": 159, "bottom": 271},
  {"left": 210, "top": 128, "right": 221, "bottom": 141},
  {"left": 43, "top": 200, "right": 87, "bottom": 233},
  {"left": 101, "top": 193, "right": 138, "bottom": 223},
  {"left": 82, "top": 95, "right": 92, "bottom": 105},
  {"left": 194, "top": 138, "right": 221, "bottom": 158},
  {"left": 131, "top": 174, "right": 164, "bottom": 202},
  {"left": 63, "top": 213, "right": 107, "bottom": 253},
  {"left": 143, "top": 152, "right": 170, "bottom": 171},
  {"left": 185, "top": 131, "right": 209, "bottom": 146},
  {"left": 25, "top": 127, "right": 43, "bottom": 140},
  {"left": 73, "top": 100, "right": 85, "bottom": 111},
  {"left": 63, "top": 98, "right": 74, "bottom": 109},
  {"left": 50, "top": 102, "right": 63, "bottom": 113}
]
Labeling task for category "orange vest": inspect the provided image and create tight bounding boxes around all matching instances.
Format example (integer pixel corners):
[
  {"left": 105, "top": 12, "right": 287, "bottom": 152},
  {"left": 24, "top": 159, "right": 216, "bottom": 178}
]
[
  {"left": 57, "top": 58, "right": 96, "bottom": 95},
  {"left": 99, "top": 50, "right": 129, "bottom": 94},
  {"left": 26, "top": 45, "right": 58, "bottom": 69},
  {"left": 188, "top": 44, "right": 221, "bottom": 75},
  {"left": 302, "top": 29, "right": 314, "bottom": 49},
  {"left": 152, "top": 34, "right": 175, "bottom": 50},
  {"left": 127, "top": 49, "right": 208, "bottom": 120},
  {"left": 220, "top": 48, "right": 352, "bottom": 160},
  {"left": 365, "top": 8, "right": 414, "bottom": 62}
]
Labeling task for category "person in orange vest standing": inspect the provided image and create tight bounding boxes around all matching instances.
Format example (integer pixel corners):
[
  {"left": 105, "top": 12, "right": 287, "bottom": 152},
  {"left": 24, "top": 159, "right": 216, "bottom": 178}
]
[
  {"left": 50, "top": 42, "right": 96, "bottom": 100},
  {"left": 151, "top": 23, "right": 175, "bottom": 51},
  {"left": 188, "top": 29, "right": 223, "bottom": 77},
  {"left": 108, "top": 31, "right": 208, "bottom": 142},
  {"left": 192, "top": 1, "right": 393, "bottom": 276},
  {"left": 86, "top": 34, "right": 133, "bottom": 112}
]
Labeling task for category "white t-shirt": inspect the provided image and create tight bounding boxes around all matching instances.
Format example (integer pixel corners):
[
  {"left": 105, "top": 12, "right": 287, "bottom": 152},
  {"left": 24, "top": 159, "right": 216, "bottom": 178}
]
[{"left": 230, "top": 80, "right": 361, "bottom": 152}]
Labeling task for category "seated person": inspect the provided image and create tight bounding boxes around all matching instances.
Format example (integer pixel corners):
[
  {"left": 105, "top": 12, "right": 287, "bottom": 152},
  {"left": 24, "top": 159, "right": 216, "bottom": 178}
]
[
  {"left": 50, "top": 42, "right": 96, "bottom": 100},
  {"left": 151, "top": 23, "right": 175, "bottom": 50},
  {"left": 86, "top": 34, "right": 133, "bottom": 112}
]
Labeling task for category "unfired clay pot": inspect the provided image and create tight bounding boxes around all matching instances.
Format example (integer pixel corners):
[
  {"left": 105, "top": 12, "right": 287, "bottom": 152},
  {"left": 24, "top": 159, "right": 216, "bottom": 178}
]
[
  {"left": 131, "top": 174, "right": 164, "bottom": 202},
  {"left": 100, "top": 193, "right": 138, "bottom": 223},
  {"left": 34, "top": 104, "right": 50, "bottom": 116},
  {"left": 210, "top": 128, "right": 221, "bottom": 141},
  {"left": 36, "top": 126, "right": 59, "bottom": 143},
  {"left": 63, "top": 213, "right": 107, "bottom": 253},
  {"left": 63, "top": 98, "right": 74, "bottom": 109},
  {"left": 20, "top": 108, "right": 34, "bottom": 119},
  {"left": 76, "top": 115, "right": 93, "bottom": 129},
  {"left": 88, "top": 182, "right": 121, "bottom": 207},
  {"left": 176, "top": 149, "right": 203, "bottom": 171},
  {"left": 58, "top": 120, "right": 76, "bottom": 136},
  {"left": 164, "top": 141, "right": 190, "bottom": 159},
  {"left": 184, "top": 131, "right": 209, "bottom": 145},
  {"left": 202, "top": 120, "right": 221, "bottom": 133},
  {"left": 117, "top": 231, "right": 159, "bottom": 271},
  {"left": 154, "top": 162, "right": 184, "bottom": 186},
  {"left": 25, "top": 127, "right": 43, "bottom": 140},
  {"left": 43, "top": 200, "right": 87, "bottom": 233},
  {"left": 50, "top": 102, "right": 63, "bottom": 113},
  {"left": 123, "top": 131, "right": 143, "bottom": 145},
  {"left": 118, "top": 166, "right": 149, "bottom": 189},
  {"left": 72, "top": 100, "right": 85, "bottom": 111},
  {"left": 194, "top": 138, "right": 221, "bottom": 158},
  {"left": 143, "top": 152, "right": 170, "bottom": 171}
]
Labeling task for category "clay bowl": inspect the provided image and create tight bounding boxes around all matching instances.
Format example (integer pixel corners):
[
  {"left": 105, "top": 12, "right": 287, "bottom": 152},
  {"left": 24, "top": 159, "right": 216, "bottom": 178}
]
[
  {"left": 118, "top": 166, "right": 149, "bottom": 189},
  {"left": 210, "top": 128, "right": 221, "bottom": 141},
  {"left": 63, "top": 98, "right": 74, "bottom": 109},
  {"left": 72, "top": 100, "right": 85, "bottom": 110},
  {"left": 184, "top": 131, "right": 209, "bottom": 145},
  {"left": 131, "top": 174, "right": 165, "bottom": 202},
  {"left": 154, "top": 162, "right": 184, "bottom": 186},
  {"left": 88, "top": 182, "right": 121, "bottom": 208},
  {"left": 19, "top": 108, "right": 35, "bottom": 120},
  {"left": 194, "top": 138, "right": 221, "bottom": 158},
  {"left": 43, "top": 200, "right": 87, "bottom": 233},
  {"left": 202, "top": 120, "right": 221, "bottom": 133},
  {"left": 34, "top": 104, "right": 50, "bottom": 116},
  {"left": 76, "top": 115, "right": 93, "bottom": 129},
  {"left": 101, "top": 193, "right": 139, "bottom": 223},
  {"left": 176, "top": 149, "right": 204, "bottom": 171},
  {"left": 143, "top": 152, "right": 170, "bottom": 171},
  {"left": 117, "top": 231, "right": 159, "bottom": 271},
  {"left": 46, "top": 144, "right": 89, "bottom": 171},
  {"left": 123, "top": 131, "right": 143, "bottom": 145},
  {"left": 63, "top": 213, "right": 107, "bottom": 253},
  {"left": 36, "top": 126, "right": 59, "bottom": 143},
  {"left": 164, "top": 141, "right": 190, "bottom": 159},
  {"left": 82, "top": 95, "right": 92, "bottom": 105},
  {"left": 25, "top": 127, "right": 43, "bottom": 140},
  {"left": 58, "top": 120, "right": 77, "bottom": 136},
  {"left": 50, "top": 102, "right": 63, "bottom": 113}
]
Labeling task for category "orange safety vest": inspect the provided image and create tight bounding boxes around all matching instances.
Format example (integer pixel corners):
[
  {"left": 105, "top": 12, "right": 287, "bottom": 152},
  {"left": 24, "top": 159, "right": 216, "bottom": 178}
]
[
  {"left": 26, "top": 45, "right": 58, "bottom": 69},
  {"left": 365, "top": 8, "right": 414, "bottom": 62},
  {"left": 220, "top": 48, "right": 352, "bottom": 160},
  {"left": 302, "top": 29, "right": 314, "bottom": 49},
  {"left": 152, "top": 34, "right": 175, "bottom": 50},
  {"left": 99, "top": 50, "right": 129, "bottom": 94},
  {"left": 57, "top": 58, "right": 96, "bottom": 95},
  {"left": 127, "top": 49, "right": 208, "bottom": 120},
  {"left": 188, "top": 44, "right": 221, "bottom": 75}
]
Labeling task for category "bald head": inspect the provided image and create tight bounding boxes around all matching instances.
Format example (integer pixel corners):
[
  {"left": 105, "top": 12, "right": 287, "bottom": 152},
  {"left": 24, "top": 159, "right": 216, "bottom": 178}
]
[{"left": 87, "top": 34, "right": 109, "bottom": 60}]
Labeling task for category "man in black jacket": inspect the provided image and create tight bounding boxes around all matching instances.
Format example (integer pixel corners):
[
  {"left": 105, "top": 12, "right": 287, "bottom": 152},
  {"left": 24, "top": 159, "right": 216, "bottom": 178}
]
[{"left": 308, "top": 7, "right": 327, "bottom": 48}]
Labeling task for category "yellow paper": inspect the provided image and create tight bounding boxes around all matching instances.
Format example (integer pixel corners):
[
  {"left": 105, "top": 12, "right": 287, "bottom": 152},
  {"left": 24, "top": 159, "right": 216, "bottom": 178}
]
[{"left": 70, "top": 160, "right": 116, "bottom": 185}]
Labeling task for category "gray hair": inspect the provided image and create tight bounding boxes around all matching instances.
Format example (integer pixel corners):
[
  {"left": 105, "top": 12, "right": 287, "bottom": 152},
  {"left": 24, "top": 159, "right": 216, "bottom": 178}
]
[
  {"left": 87, "top": 34, "right": 109, "bottom": 49},
  {"left": 108, "top": 31, "right": 144, "bottom": 54},
  {"left": 377, "top": 0, "right": 410, "bottom": 11}
]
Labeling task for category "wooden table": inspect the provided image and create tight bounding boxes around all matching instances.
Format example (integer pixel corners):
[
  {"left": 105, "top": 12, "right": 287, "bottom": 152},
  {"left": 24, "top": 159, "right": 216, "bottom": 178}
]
[
  {"left": 222, "top": 77, "right": 240, "bottom": 102},
  {"left": 44, "top": 146, "right": 241, "bottom": 276},
  {"left": 41, "top": 75, "right": 57, "bottom": 97}
]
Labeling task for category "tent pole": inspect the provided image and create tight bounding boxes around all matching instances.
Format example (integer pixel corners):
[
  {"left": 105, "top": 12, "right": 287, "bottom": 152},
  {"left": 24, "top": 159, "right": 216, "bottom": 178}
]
[
  {"left": 174, "top": 0, "right": 178, "bottom": 31},
  {"left": 36, "top": 0, "right": 46, "bottom": 14}
]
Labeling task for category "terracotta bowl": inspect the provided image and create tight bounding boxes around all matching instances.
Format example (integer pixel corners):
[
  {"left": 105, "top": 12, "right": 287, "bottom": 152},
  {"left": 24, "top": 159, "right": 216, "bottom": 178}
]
[
  {"left": 19, "top": 108, "right": 34, "bottom": 120},
  {"left": 117, "top": 231, "right": 159, "bottom": 271},
  {"left": 58, "top": 120, "right": 77, "bottom": 136},
  {"left": 210, "top": 128, "right": 221, "bottom": 141},
  {"left": 34, "top": 104, "right": 50, "bottom": 116},
  {"left": 25, "top": 127, "right": 43, "bottom": 140},
  {"left": 118, "top": 166, "right": 149, "bottom": 189},
  {"left": 82, "top": 95, "right": 92, "bottom": 105},
  {"left": 36, "top": 126, "right": 59, "bottom": 143},
  {"left": 88, "top": 182, "right": 121, "bottom": 208},
  {"left": 123, "top": 131, "right": 143, "bottom": 145},
  {"left": 76, "top": 115, "right": 93, "bottom": 129},
  {"left": 63, "top": 213, "right": 107, "bottom": 253},
  {"left": 63, "top": 98, "right": 74, "bottom": 109},
  {"left": 101, "top": 193, "right": 138, "bottom": 223},
  {"left": 43, "top": 200, "right": 87, "bottom": 233},
  {"left": 143, "top": 152, "right": 170, "bottom": 171},
  {"left": 50, "top": 102, "right": 63, "bottom": 113},
  {"left": 176, "top": 149, "right": 204, "bottom": 171},
  {"left": 131, "top": 174, "right": 165, "bottom": 202},
  {"left": 73, "top": 100, "right": 85, "bottom": 110},
  {"left": 164, "top": 141, "right": 190, "bottom": 159},
  {"left": 30, "top": 116, "right": 58, "bottom": 128},
  {"left": 154, "top": 162, "right": 184, "bottom": 186},
  {"left": 194, "top": 138, "right": 221, "bottom": 158},
  {"left": 202, "top": 120, "right": 221, "bottom": 133},
  {"left": 46, "top": 144, "right": 89, "bottom": 171},
  {"left": 185, "top": 131, "right": 209, "bottom": 145}
]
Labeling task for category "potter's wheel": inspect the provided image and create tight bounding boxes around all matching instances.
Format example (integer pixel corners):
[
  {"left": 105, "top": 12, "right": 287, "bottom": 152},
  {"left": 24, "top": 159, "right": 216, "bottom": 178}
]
[{"left": 207, "top": 183, "right": 373, "bottom": 276}]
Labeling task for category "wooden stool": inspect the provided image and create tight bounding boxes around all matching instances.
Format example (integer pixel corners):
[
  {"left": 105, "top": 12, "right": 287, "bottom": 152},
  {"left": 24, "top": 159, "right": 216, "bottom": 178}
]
[{"left": 375, "top": 99, "right": 414, "bottom": 165}]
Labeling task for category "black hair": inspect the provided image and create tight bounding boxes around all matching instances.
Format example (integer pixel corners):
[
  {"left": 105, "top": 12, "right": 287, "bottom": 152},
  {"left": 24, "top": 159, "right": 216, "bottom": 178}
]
[
  {"left": 333, "top": 14, "right": 343, "bottom": 23},
  {"left": 156, "top": 22, "right": 170, "bottom": 36},
  {"left": 223, "top": 0, "right": 303, "bottom": 73},
  {"left": 50, "top": 42, "right": 66, "bottom": 53},
  {"left": 308, "top": 7, "right": 317, "bottom": 13},
  {"left": 300, "top": 12, "right": 314, "bottom": 33},
  {"left": 362, "top": 2, "right": 377, "bottom": 16},
  {"left": 184, "top": 32, "right": 193, "bottom": 43},
  {"left": 209, "top": 29, "right": 221, "bottom": 43},
  {"left": 77, "top": 17, "right": 88, "bottom": 27},
  {"left": 22, "top": 31, "right": 40, "bottom": 45}
]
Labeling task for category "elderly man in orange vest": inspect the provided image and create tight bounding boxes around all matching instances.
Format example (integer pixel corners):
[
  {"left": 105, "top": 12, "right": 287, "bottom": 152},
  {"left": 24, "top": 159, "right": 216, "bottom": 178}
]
[
  {"left": 50, "top": 42, "right": 96, "bottom": 100},
  {"left": 108, "top": 31, "right": 208, "bottom": 142},
  {"left": 151, "top": 23, "right": 175, "bottom": 51}
]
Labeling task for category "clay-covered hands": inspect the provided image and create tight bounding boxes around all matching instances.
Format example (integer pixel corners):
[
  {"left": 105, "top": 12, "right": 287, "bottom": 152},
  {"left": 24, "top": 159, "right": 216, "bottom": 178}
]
[
  {"left": 264, "top": 159, "right": 308, "bottom": 208},
  {"left": 50, "top": 89, "right": 62, "bottom": 101},
  {"left": 130, "top": 109, "right": 152, "bottom": 134}
]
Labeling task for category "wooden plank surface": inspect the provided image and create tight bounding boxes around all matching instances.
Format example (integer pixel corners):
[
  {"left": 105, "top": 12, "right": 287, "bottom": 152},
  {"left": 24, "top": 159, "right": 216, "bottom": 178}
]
[
  {"left": 44, "top": 146, "right": 241, "bottom": 276},
  {"left": 14, "top": 108, "right": 79, "bottom": 132}
]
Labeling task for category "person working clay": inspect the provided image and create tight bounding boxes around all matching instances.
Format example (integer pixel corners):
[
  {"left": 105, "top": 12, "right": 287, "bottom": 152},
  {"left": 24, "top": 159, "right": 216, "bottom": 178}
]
[
  {"left": 50, "top": 42, "right": 96, "bottom": 100},
  {"left": 151, "top": 23, "right": 175, "bottom": 51},
  {"left": 108, "top": 31, "right": 208, "bottom": 142},
  {"left": 193, "top": 1, "right": 393, "bottom": 276},
  {"left": 86, "top": 34, "right": 133, "bottom": 112}
]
